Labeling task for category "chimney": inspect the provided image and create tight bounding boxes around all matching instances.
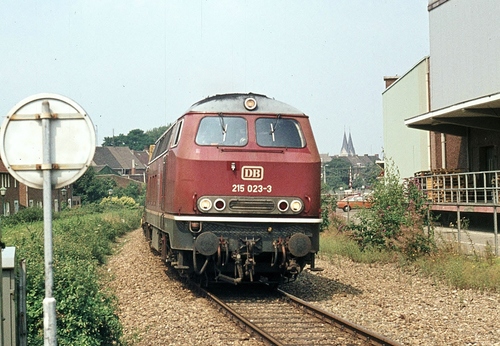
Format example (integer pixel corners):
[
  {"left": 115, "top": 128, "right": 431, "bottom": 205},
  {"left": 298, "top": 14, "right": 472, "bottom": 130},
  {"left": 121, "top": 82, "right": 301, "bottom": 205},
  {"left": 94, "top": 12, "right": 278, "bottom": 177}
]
[{"left": 384, "top": 76, "right": 399, "bottom": 88}]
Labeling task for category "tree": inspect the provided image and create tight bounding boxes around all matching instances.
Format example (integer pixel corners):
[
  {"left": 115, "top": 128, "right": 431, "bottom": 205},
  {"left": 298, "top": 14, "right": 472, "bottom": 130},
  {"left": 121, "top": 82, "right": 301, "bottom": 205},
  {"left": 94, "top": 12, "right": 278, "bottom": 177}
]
[
  {"left": 113, "top": 181, "right": 146, "bottom": 206},
  {"left": 324, "top": 158, "right": 382, "bottom": 192},
  {"left": 73, "top": 167, "right": 116, "bottom": 204},
  {"left": 324, "top": 158, "right": 351, "bottom": 190},
  {"left": 102, "top": 133, "right": 127, "bottom": 147},
  {"left": 146, "top": 125, "right": 169, "bottom": 144},
  {"left": 102, "top": 126, "right": 168, "bottom": 150}
]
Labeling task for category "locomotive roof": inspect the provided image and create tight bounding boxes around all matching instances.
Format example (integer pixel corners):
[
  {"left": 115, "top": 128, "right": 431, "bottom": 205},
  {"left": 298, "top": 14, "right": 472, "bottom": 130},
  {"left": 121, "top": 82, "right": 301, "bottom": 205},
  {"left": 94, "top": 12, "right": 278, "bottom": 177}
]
[{"left": 187, "top": 93, "right": 305, "bottom": 115}]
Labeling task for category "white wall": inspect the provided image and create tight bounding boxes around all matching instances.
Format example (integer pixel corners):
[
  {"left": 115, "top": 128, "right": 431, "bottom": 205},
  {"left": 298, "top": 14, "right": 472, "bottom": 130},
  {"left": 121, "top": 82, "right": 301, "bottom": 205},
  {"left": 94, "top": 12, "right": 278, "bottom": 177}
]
[
  {"left": 383, "top": 58, "right": 430, "bottom": 179},
  {"left": 429, "top": 0, "right": 500, "bottom": 109}
]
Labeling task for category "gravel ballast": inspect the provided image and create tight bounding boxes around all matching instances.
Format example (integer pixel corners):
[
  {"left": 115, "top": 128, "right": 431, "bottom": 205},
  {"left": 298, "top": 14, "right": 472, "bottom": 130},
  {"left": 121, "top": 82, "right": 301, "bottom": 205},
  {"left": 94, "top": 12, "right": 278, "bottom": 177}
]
[{"left": 105, "top": 229, "right": 500, "bottom": 345}]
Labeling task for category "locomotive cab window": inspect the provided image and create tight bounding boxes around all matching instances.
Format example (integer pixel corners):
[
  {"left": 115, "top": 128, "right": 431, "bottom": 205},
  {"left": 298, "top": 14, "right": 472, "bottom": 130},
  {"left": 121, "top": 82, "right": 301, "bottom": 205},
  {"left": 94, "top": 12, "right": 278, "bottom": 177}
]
[
  {"left": 152, "top": 123, "right": 175, "bottom": 160},
  {"left": 195, "top": 116, "right": 248, "bottom": 146},
  {"left": 256, "top": 117, "right": 305, "bottom": 148},
  {"left": 170, "top": 119, "right": 184, "bottom": 148}
]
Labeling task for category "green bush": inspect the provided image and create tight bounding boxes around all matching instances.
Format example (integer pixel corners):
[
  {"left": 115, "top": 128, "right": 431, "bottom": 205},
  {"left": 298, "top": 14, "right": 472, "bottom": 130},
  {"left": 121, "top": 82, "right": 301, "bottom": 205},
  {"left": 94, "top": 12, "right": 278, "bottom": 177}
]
[
  {"left": 320, "top": 192, "right": 337, "bottom": 231},
  {"left": 2, "top": 207, "right": 44, "bottom": 226},
  {"left": 99, "top": 196, "right": 139, "bottom": 209},
  {"left": 3, "top": 205, "right": 142, "bottom": 345},
  {"left": 348, "top": 159, "right": 436, "bottom": 259}
]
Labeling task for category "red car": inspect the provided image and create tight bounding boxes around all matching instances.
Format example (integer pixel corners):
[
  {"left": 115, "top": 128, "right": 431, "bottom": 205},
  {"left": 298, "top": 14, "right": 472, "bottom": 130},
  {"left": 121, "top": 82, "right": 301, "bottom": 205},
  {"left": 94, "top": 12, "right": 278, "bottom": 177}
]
[{"left": 337, "top": 195, "right": 372, "bottom": 212}]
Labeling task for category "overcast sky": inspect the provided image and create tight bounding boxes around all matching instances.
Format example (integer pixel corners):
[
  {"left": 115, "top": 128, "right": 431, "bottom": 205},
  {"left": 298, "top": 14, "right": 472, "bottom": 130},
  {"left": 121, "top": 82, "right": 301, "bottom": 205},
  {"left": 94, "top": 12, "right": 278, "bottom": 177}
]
[{"left": 0, "top": 1, "right": 429, "bottom": 156}]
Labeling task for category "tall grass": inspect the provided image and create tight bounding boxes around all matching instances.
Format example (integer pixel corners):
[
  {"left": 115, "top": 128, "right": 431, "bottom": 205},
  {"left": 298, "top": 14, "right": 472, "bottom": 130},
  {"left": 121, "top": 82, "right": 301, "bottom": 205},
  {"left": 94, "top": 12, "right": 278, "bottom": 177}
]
[
  {"left": 320, "top": 231, "right": 395, "bottom": 264},
  {"left": 320, "top": 228, "right": 500, "bottom": 292},
  {"left": 413, "top": 245, "right": 500, "bottom": 291}
]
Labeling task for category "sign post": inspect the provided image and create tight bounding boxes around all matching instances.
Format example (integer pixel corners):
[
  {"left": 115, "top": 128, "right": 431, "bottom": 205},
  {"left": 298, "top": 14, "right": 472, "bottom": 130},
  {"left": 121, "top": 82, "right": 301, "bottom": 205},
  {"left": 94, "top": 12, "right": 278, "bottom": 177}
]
[{"left": 0, "top": 94, "right": 96, "bottom": 345}]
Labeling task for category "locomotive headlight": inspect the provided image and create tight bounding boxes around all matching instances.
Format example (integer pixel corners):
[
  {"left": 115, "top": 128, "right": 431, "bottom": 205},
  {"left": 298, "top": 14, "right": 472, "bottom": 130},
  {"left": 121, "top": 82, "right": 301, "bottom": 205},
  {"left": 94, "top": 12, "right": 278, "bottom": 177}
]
[
  {"left": 277, "top": 200, "right": 289, "bottom": 212},
  {"left": 189, "top": 221, "right": 202, "bottom": 233},
  {"left": 290, "top": 199, "right": 303, "bottom": 213},
  {"left": 214, "top": 198, "right": 226, "bottom": 211},
  {"left": 244, "top": 97, "right": 257, "bottom": 111},
  {"left": 198, "top": 198, "right": 212, "bottom": 212}
]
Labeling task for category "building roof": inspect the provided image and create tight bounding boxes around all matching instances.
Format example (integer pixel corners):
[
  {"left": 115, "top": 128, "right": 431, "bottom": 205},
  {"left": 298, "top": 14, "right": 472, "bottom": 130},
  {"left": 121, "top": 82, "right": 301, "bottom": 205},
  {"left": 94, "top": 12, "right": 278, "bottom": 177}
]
[
  {"left": 93, "top": 164, "right": 120, "bottom": 175},
  {"left": 405, "top": 91, "right": 500, "bottom": 136},
  {"left": 92, "top": 147, "right": 146, "bottom": 171},
  {"left": 320, "top": 153, "right": 332, "bottom": 163},
  {"left": 133, "top": 150, "right": 150, "bottom": 166},
  {"left": 331, "top": 154, "right": 379, "bottom": 167}
]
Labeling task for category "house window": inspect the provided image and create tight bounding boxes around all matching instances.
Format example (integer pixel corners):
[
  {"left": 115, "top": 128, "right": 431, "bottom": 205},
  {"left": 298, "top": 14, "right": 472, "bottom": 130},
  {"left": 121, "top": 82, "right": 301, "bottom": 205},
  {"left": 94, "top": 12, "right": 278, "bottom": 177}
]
[{"left": 0, "top": 174, "right": 11, "bottom": 188}]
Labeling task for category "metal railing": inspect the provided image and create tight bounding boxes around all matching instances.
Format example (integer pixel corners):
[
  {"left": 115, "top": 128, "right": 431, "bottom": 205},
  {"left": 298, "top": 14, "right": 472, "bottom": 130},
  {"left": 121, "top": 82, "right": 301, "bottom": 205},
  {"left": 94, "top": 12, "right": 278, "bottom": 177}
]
[
  {"left": 413, "top": 170, "right": 500, "bottom": 205},
  {"left": 412, "top": 169, "right": 500, "bottom": 256}
]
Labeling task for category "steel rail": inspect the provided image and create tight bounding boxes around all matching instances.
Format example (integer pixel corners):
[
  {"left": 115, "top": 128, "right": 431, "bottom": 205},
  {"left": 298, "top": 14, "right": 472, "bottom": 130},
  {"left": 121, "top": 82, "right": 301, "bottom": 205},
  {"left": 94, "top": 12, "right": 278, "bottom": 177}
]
[
  {"left": 196, "top": 286, "right": 284, "bottom": 346},
  {"left": 278, "top": 288, "right": 402, "bottom": 346},
  {"left": 184, "top": 275, "right": 401, "bottom": 345},
  {"left": 196, "top": 281, "right": 402, "bottom": 346}
]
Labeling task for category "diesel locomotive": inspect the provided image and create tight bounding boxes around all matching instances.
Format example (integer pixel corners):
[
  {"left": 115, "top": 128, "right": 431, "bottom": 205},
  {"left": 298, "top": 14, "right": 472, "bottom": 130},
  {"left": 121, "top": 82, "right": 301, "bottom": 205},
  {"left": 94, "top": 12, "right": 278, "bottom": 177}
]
[{"left": 142, "top": 93, "right": 321, "bottom": 285}]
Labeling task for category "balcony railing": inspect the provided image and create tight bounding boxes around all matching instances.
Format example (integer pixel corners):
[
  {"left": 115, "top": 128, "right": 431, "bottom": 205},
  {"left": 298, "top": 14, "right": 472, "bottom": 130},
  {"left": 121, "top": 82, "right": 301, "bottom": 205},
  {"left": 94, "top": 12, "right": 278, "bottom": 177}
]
[
  {"left": 413, "top": 169, "right": 500, "bottom": 256},
  {"left": 413, "top": 169, "right": 500, "bottom": 205}
]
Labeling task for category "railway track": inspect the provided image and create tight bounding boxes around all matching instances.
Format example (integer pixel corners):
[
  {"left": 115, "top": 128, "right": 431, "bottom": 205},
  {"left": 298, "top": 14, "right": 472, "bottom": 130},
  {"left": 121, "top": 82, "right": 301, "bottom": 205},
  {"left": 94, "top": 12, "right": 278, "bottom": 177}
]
[{"left": 196, "top": 284, "right": 402, "bottom": 346}]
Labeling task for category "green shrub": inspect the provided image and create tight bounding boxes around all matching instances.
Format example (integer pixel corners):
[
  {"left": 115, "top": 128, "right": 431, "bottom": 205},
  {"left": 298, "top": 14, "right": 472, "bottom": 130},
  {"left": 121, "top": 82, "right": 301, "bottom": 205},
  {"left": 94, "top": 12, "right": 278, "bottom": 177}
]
[
  {"left": 3, "top": 205, "right": 142, "bottom": 345},
  {"left": 320, "top": 192, "right": 337, "bottom": 231},
  {"left": 2, "top": 207, "right": 44, "bottom": 226},
  {"left": 347, "top": 159, "right": 436, "bottom": 260},
  {"left": 100, "top": 196, "right": 139, "bottom": 209}
]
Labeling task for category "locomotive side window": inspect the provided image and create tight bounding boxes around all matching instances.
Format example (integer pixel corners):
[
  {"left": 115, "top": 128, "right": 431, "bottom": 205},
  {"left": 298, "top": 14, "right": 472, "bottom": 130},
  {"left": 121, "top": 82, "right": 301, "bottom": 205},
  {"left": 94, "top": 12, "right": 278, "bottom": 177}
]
[
  {"left": 256, "top": 118, "right": 305, "bottom": 148},
  {"left": 152, "top": 124, "right": 174, "bottom": 160},
  {"left": 195, "top": 116, "right": 248, "bottom": 146},
  {"left": 170, "top": 119, "right": 184, "bottom": 148}
]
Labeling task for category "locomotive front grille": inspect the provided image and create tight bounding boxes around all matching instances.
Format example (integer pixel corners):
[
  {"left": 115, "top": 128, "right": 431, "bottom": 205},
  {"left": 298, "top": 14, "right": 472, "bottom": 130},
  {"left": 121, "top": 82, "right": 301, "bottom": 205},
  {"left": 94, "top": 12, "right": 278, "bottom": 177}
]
[
  {"left": 228, "top": 198, "right": 275, "bottom": 212},
  {"left": 194, "top": 221, "right": 309, "bottom": 237}
]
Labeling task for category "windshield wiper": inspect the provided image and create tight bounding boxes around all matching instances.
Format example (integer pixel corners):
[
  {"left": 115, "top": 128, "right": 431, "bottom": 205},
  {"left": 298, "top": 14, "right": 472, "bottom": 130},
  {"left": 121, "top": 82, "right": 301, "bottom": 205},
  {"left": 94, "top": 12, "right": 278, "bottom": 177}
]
[
  {"left": 269, "top": 114, "right": 281, "bottom": 142},
  {"left": 218, "top": 113, "right": 228, "bottom": 142}
]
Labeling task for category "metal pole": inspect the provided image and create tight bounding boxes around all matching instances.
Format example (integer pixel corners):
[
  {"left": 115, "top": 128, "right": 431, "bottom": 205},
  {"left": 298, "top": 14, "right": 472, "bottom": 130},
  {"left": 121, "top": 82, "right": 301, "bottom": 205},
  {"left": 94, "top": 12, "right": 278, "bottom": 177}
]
[
  {"left": 0, "top": 194, "right": 3, "bottom": 346},
  {"left": 41, "top": 101, "right": 57, "bottom": 345},
  {"left": 494, "top": 207, "right": 498, "bottom": 256}
]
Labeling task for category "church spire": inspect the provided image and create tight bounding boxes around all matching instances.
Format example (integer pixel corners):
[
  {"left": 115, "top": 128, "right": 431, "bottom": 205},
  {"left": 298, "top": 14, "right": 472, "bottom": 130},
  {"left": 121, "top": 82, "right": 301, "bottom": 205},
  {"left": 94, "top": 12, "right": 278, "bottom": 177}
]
[
  {"left": 339, "top": 130, "right": 349, "bottom": 156},
  {"left": 347, "top": 132, "right": 356, "bottom": 156},
  {"left": 339, "top": 129, "right": 356, "bottom": 157}
]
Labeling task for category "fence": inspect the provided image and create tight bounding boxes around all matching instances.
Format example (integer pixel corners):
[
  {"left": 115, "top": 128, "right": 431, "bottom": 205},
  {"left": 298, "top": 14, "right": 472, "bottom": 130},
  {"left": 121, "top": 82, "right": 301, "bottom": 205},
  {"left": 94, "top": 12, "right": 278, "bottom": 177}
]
[
  {"left": 414, "top": 169, "right": 500, "bottom": 205},
  {"left": 413, "top": 169, "right": 500, "bottom": 255}
]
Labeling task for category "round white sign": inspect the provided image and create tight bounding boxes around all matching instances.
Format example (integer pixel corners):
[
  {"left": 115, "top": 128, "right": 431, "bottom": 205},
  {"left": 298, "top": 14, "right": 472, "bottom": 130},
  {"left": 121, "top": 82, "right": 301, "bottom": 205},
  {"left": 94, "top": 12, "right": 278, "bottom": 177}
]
[{"left": 0, "top": 93, "right": 96, "bottom": 189}]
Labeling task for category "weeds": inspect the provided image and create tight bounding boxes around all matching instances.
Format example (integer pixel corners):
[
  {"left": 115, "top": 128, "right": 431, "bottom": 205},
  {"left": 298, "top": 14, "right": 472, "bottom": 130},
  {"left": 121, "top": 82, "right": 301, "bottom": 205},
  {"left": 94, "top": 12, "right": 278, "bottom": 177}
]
[
  {"left": 319, "top": 159, "right": 500, "bottom": 292},
  {"left": 320, "top": 192, "right": 337, "bottom": 231},
  {"left": 344, "top": 159, "right": 436, "bottom": 259}
]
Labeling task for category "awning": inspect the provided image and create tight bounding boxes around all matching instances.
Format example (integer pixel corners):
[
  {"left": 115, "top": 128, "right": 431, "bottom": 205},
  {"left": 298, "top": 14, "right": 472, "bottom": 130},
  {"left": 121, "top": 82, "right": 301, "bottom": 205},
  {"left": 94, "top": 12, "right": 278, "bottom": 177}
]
[{"left": 404, "top": 92, "right": 500, "bottom": 136}]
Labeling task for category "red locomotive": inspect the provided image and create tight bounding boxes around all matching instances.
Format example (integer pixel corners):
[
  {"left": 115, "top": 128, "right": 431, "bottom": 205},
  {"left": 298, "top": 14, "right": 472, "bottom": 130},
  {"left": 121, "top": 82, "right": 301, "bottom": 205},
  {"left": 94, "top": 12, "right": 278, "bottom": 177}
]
[{"left": 142, "top": 93, "right": 321, "bottom": 285}]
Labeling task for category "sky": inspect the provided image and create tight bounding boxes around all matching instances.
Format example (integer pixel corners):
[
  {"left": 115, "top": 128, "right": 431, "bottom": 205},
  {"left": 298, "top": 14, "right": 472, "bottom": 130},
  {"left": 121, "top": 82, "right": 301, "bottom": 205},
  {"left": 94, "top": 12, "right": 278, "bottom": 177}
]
[{"left": 0, "top": 0, "right": 429, "bottom": 157}]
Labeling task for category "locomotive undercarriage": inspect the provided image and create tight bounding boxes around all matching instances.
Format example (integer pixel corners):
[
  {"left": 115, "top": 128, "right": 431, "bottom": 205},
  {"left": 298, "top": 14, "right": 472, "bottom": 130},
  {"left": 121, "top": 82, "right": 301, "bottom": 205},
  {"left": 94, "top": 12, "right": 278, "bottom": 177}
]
[{"left": 143, "top": 220, "right": 319, "bottom": 285}]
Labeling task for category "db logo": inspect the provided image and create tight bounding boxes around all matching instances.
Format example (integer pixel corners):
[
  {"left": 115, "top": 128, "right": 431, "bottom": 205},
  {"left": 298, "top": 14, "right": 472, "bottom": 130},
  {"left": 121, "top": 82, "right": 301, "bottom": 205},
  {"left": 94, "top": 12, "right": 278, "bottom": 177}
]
[{"left": 241, "top": 166, "right": 264, "bottom": 181}]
